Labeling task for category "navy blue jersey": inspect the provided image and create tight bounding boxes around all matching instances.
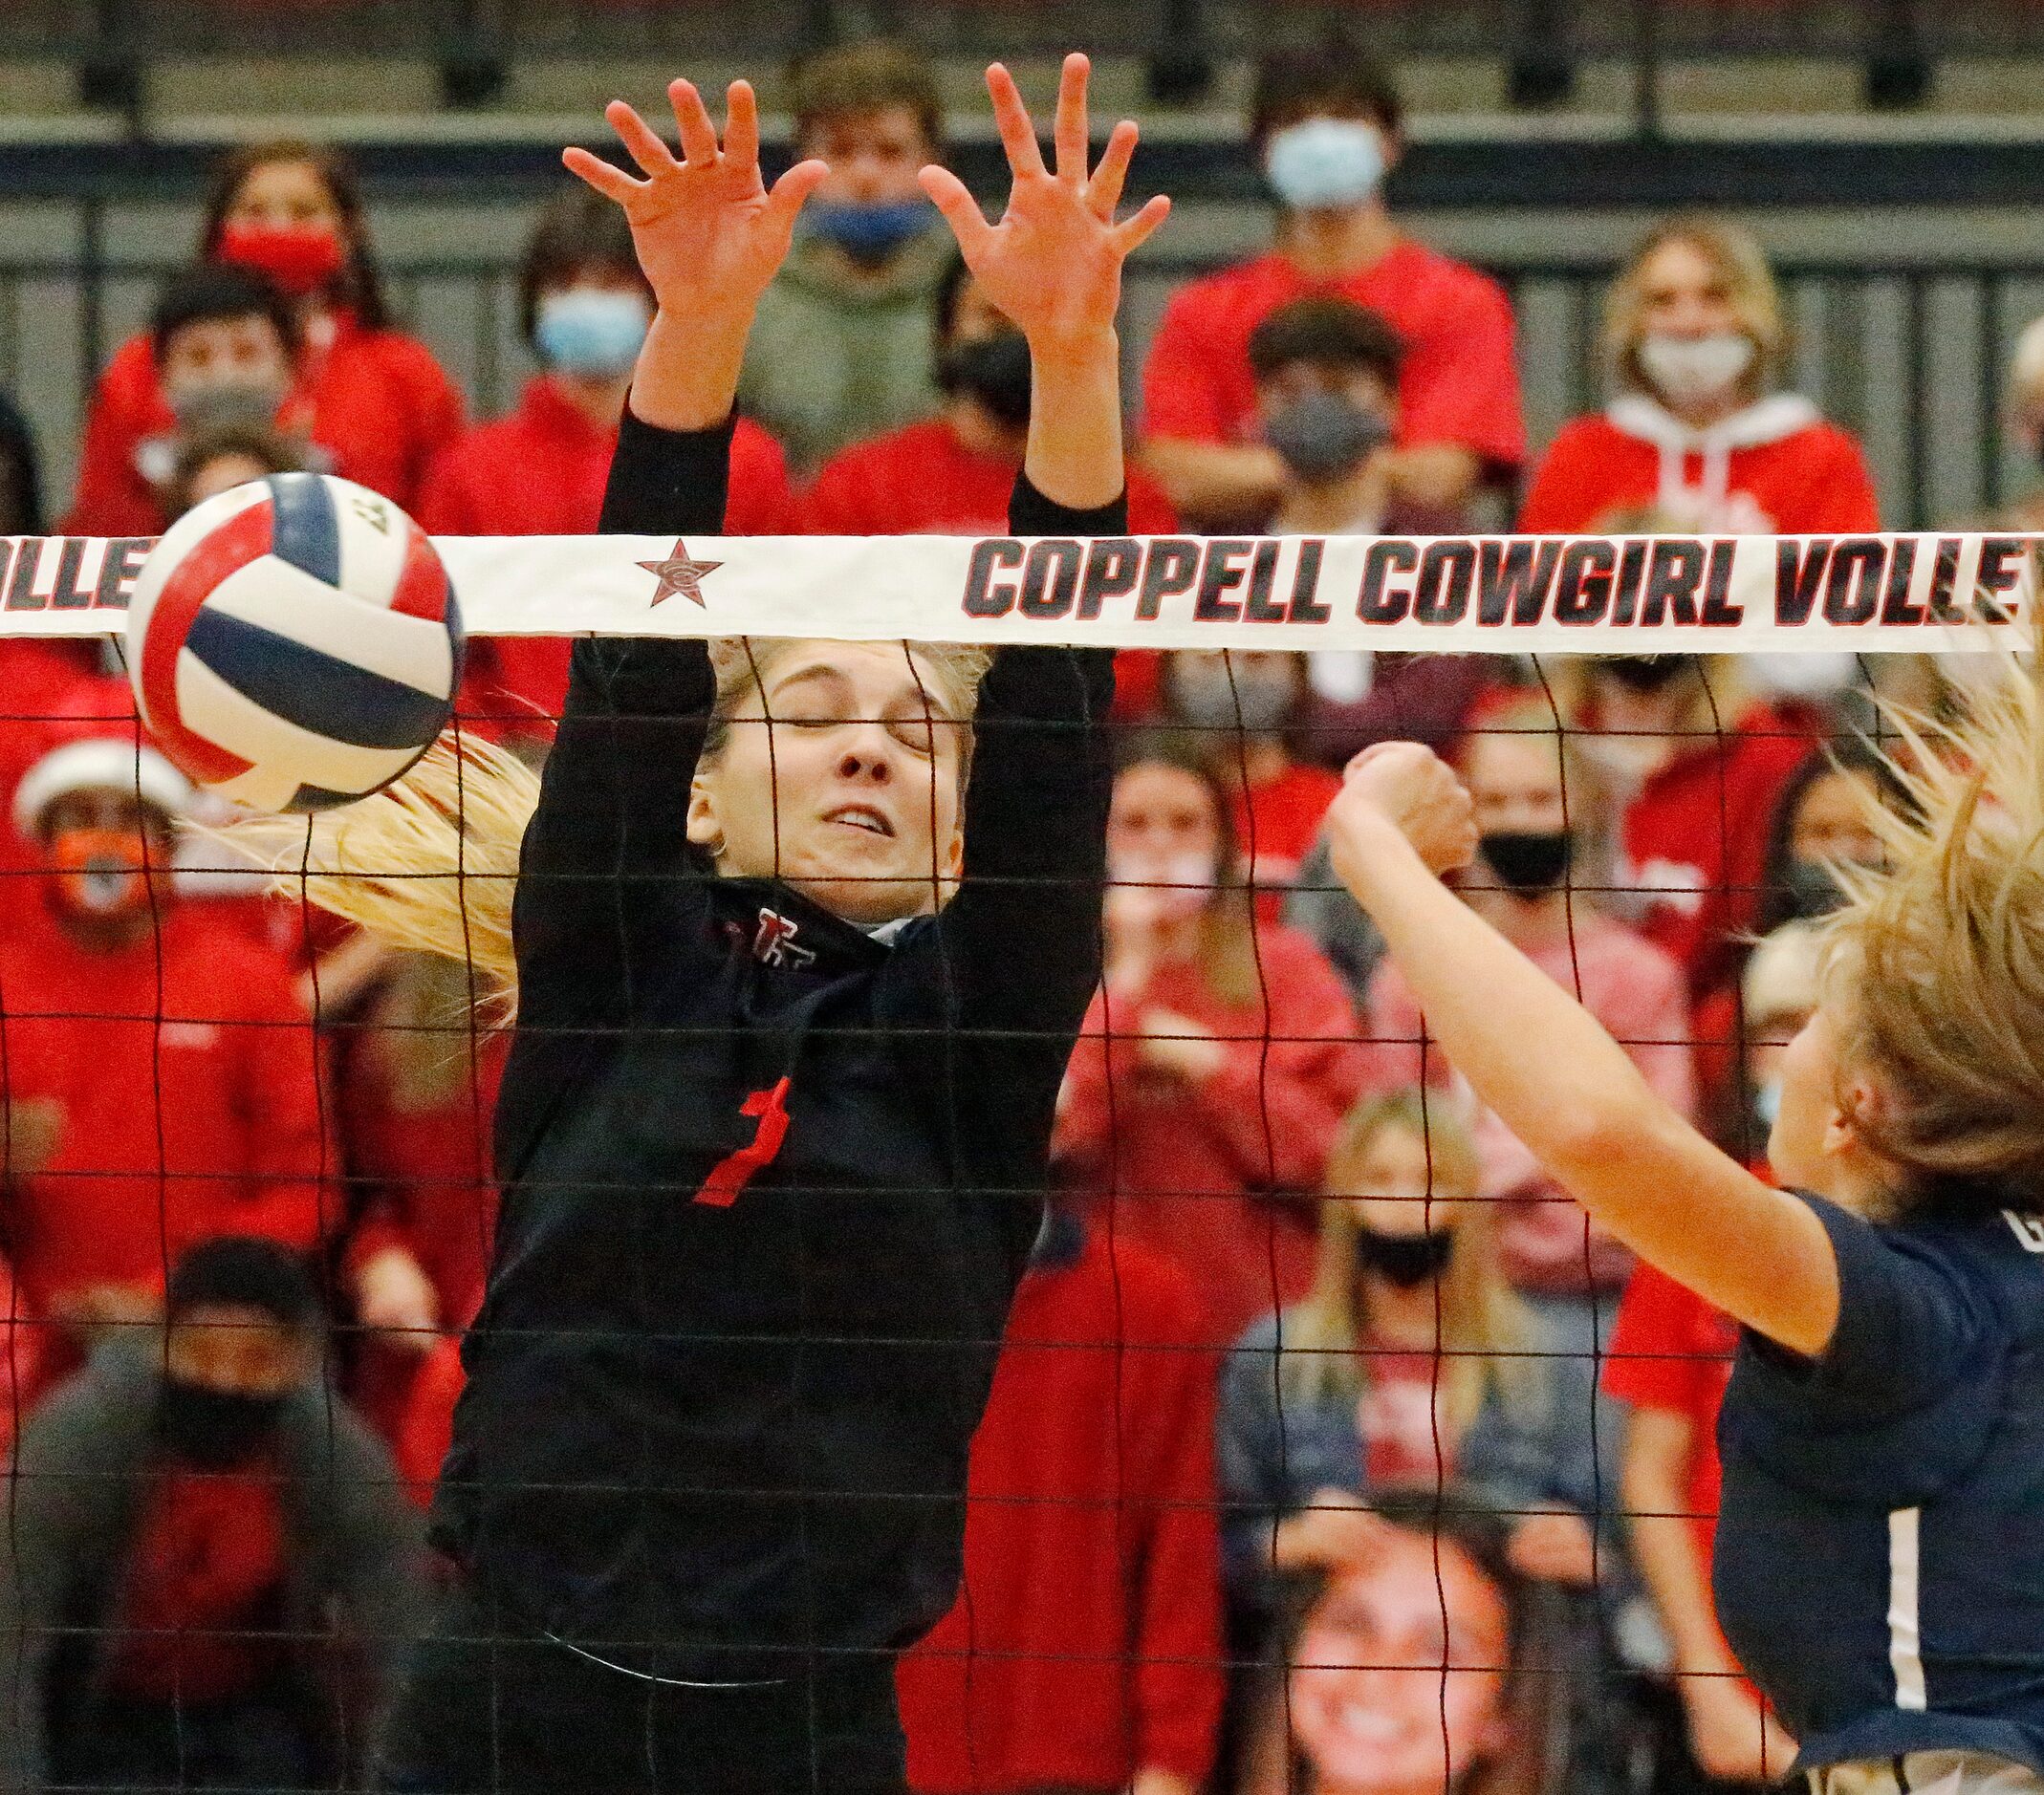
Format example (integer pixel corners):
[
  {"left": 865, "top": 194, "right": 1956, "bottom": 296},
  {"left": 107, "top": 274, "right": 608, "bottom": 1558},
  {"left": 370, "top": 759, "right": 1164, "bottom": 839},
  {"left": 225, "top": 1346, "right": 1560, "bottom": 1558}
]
[{"left": 1714, "top": 1191, "right": 2044, "bottom": 1776}]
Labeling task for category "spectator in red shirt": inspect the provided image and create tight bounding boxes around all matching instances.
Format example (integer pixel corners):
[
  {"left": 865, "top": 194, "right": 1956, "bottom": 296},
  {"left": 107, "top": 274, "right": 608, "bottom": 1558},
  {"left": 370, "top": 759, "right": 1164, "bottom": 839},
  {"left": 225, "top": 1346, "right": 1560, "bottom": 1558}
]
[
  {"left": 1565, "top": 657, "right": 1813, "bottom": 1006},
  {"left": 895, "top": 1208, "right": 1223, "bottom": 1795},
  {"left": 66, "top": 137, "right": 463, "bottom": 536},
  {"left": 1518, "top": 217, "right": 1879, "bottom": 541},
  {"left": 420, "top": 184, "right": 795, "bottom": 746},
  {"left": 0, "top": 1238, "right": 426, "bottom": 1792},
  {"left": 1140, "top": 38, "right": 1523, "bottom": 528},
  {"left": 1053, "top": 735, "right": 1365, "bottom": 1348},
  {"left": 0, "top": 735, "right": 328, "bottom": 1377},
  {"left": 1604, "top": 924, "right": 1818, "bottom": 1790}
]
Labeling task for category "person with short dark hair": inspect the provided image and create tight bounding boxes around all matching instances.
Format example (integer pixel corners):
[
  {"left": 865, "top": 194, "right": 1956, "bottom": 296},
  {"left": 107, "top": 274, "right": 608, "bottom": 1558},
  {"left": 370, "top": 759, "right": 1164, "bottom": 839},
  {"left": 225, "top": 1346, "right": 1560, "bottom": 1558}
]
[
  {"left": 165, "top": 417, "right": 308, "bottom": 518},
  {"left": 1141, "top": 34, "right": 1523, "bottom": 530},
  {"left": 420, "top": 183, "right": 795, "bottom": 748},
  {"left": 0, "top": 1236, "right": 427, "bottom": 1792},
  {"left": 66, "top": 137, "right": 462, "bottom": 535},
  {"left": 739, "top": 40, "right": 956, "bottom": 473}
]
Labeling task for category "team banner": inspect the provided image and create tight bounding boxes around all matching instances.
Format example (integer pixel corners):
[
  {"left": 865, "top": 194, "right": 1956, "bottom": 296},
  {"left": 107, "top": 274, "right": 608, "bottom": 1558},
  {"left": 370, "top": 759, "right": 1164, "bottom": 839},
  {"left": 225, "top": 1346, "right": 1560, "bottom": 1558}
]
[{"left": 0, "top": 530, "right": 2036, "bottom": 654}]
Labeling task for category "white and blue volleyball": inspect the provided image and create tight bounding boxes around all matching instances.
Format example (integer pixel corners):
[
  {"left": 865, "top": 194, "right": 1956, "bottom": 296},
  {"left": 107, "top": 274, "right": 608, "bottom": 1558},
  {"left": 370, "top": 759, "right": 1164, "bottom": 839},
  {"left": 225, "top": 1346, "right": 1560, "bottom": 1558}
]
[{"left": 125, "top": 472, "right": 462, "bottom": 813}]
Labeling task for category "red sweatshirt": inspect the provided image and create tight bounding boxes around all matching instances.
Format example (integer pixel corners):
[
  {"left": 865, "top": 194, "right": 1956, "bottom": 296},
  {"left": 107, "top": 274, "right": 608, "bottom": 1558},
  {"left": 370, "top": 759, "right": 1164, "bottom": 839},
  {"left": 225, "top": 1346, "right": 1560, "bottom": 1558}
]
[
  {"left": 1226, "top": 758, "right": 1341, "bottom": 923},
  {"left": 1053, "top": 925, "right": 1366, "bottom": 1348},
  {"left": 897, "top": 1219, "right": 1224, "bottom": 1794},
  {"left": 419, "top": 377, "right": 796, "bottom": 744},
  {"left": 0, "top": 901, "right": 328, "bottom": 1319},
  {"left": 1517, "top": 395, "right": 1880, "bottom": 535},
  {"left": 64, "top": 313, "right": 464, "bottom": 536},
  {"left": 0, "top": 643, "right": 106, "bottom": 933}
]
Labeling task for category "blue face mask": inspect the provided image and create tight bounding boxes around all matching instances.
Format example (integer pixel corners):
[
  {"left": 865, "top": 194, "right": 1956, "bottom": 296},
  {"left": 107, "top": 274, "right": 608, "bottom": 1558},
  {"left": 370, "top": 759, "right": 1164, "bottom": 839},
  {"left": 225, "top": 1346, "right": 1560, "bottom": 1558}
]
[
  {"left": 807, "top": 198, "right": 934, "bottom": 264},
  {"left": 1264, "top": 118, "right": 1386, "bottom": 212},
  {"left": 533, "top": 289, "right": 650, "bottom": 378}
]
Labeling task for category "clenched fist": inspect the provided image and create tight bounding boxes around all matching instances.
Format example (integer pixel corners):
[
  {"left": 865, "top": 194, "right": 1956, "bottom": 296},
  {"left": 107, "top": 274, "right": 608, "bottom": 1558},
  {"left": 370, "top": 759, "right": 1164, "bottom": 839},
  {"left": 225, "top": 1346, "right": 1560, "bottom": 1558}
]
[{"left": 1325, "top": 742, "right": 1479, "bottom": 885}]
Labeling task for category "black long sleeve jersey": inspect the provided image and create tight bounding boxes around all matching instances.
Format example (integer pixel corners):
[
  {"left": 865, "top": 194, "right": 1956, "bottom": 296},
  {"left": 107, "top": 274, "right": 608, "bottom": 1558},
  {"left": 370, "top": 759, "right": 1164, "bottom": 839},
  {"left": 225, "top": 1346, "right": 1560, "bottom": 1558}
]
[{"left": 433, "top": 413, "right": 1119, "bottom": 1675}]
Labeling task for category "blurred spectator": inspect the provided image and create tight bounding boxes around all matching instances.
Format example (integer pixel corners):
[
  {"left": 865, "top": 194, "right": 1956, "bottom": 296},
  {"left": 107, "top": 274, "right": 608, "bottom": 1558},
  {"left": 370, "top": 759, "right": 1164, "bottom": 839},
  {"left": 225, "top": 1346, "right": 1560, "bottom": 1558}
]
[
  {"left": 336, "top": 951, "right": 506, "bottom": 1444},
  {"left": 2003, "top": 314, "right": 2044, "bottom": 528},
  {"left": 1234, "top": 1499, "right": 1567, "bottom": 1795},
  {"left": 1156, "top": 649, "right": 1338, "bottom": 919},
  {"left": 1218, "top": 1093, "right": 1602, "bottom": 1648},
  {"left": 165, "top": 418, "right": 308, "bottom": 519},
  {"left": 422, "top": 184, "right": 794, "bottom": 748},
  {"left": 740, "top": 41, "right": 952, "bottom": 474},
  {"left": 0, "top": 386, "right": 43, "bottom": 532},
  {"left": 0, "top": 734, "right": 327, "bottom": 1379},
  {"left": 1606, "top": 929, "right": 1814, "bottom": 1793},
  {"left": 1518, "top": 217, "right": 1878, "bottom": 538},
  {"left": 1565, "top": 656, "right": 1811, "bottom": 1006},
  {"left": 67, "top": 138, "right": 463, "bottom": 535},
  {"left": 1141, "top": 39, "right": 1523, "bottom": 528},
  {"left": 0, "top": 643, "right": 102, "bottom": 935},
  {"left": 0, "top": 1238, "right": 426, "bottom": 1792},
  {"left": 1239, "top": 296, "right": 1498, "bottom": 768},
  {"left": 1360, "top": 697, "right": 1696, "bottom": 1297},
  {"left": 896, "top": 1207, "right": 1223, "bottom": 1795},
  {"left": 1053, "top": 736, "right": 1365, "bottom": 1349}
]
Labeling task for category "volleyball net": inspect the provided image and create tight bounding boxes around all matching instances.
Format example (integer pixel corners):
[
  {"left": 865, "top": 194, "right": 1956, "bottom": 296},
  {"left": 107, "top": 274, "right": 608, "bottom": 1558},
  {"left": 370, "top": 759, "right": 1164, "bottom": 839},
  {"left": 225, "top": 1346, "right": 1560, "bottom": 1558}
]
[{"left": 0, "top": 527, "right": 2033, "bottom": 1795}]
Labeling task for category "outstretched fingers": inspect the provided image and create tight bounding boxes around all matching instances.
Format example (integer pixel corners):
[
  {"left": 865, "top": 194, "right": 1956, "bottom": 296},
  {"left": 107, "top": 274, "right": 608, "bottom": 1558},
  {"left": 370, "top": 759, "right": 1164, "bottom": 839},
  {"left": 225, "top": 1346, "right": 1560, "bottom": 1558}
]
[
  {"left": 560, "top": 145, "right": 642, "bottom": 206},
  {"left": 602, "top": 99, "right": 678, "bottom": 181},
  {"left": 919, "top": 165, "right": 994, "bottom": 263},
  {"left": 985, "top": 62, "right": 1046, "bottom": 182},
  {"left": 1086, "top": 119, "right": 1140, "bottom": 220},
  {"left": 766, "top": 158, "right": 833, "bottom": 237},
  {"left": 1113, "top": 192, "right": 1173, "bottom": 256},
  {"left": 667, "top": 77, "right": 720, "bottom": 165},
  {"left": 722, "top": 78, "right": 761, "bottom": 173},
  {"left": 1053, "top": 53, "right": 1090, "bottom": 184}
]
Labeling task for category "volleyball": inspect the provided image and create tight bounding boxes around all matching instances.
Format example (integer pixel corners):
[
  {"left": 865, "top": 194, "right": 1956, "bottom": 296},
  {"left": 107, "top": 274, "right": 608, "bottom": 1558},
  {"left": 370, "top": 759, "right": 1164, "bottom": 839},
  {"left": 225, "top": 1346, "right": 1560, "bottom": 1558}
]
[{"left": 124, "top": 472, "right": 462, "bottom": 813}]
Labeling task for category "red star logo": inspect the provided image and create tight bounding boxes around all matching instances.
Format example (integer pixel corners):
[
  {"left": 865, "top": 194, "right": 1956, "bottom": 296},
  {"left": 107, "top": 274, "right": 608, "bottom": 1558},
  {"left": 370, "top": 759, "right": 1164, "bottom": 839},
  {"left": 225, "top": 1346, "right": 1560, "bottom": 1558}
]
[{"left": 638, "top": 539, "right": 722, "bottom": 608}]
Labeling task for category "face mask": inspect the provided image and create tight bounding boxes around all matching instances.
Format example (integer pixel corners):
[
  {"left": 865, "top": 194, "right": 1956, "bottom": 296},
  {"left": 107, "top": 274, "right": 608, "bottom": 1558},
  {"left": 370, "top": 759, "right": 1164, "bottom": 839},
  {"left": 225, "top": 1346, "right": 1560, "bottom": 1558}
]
[
  {"left": 1169, "top": 660, "right": 1298, "bottom": 734},
  {"left": 1107, "top": 846, "right": 1217, "bottom": 921},
  {"left": 938, "top": 332, "right": 1033, "bottom": 430},
  {"left": 1600, "top": 655, "right": 1695, "bottom": 695},
  {"left": 216, "top": 222, "right": 346, "bottom": 300},
  {"left": 158, "top": 1379, "right": 288, "bottom": 1470},
  {"left": 1781, "top": 856, "right": 1849, "bottom": 920},
  {"left": 533, "top": 288, "right": 651, "bottom": 379},
  {"left": 1480, "top": 830, "right": 1572, "bottom": 897},
  {"left": 1353, "top": 1223, "right": 1455, "bottom": 1289},
  {"left": 44, "top": 827, "right": 163, "bottom": 923},
  {"left": 1752, "top": 1076, "right": 1783, "bottom": 1129},
  {"left": 166, "top": 376, "right": 290, "bottom": 435},
  {"left": 1264, "top": 118, "right": 1385, "bottom": 212},
  {"left": 1636, "top": 331, "right": 1754, "bottom": 408},
  {"left": 807, "top": 198, "right": 934, "bottom": 264},
  {"left": 1264, "top": 390, "right": 1392, "bottom": 484}
]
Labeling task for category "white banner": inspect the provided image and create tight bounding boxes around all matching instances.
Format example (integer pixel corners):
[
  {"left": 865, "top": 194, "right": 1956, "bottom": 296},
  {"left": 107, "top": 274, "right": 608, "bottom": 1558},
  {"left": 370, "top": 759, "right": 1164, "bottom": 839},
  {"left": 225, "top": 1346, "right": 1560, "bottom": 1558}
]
[{"left": 0, "top": 530, "right": 2035, "bottom": 655}]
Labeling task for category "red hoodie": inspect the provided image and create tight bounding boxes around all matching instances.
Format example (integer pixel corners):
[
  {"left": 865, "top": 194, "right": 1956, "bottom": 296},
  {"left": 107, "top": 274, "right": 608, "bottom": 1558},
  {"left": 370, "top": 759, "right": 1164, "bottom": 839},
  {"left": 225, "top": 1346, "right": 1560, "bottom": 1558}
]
[
  {"left": 1054, "top": 924, "right": 1365, "bottom": 1349},
  {"left": 64, "top": 313, "right": 464, "bottom": 537},
  {"left": 0, "top": 899, "right": 329, "bottom": 1322},
  {"left": 419, "top": 377, "right": 797, "bottom": 744},
  {"left": 897, "top": 1217, "right": 1223, "bottom": 1794}
]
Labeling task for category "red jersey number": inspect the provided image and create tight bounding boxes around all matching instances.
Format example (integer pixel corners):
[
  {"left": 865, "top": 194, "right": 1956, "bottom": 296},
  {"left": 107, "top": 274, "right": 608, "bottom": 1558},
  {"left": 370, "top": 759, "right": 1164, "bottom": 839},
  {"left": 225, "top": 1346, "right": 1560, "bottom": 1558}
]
[{"left": 694, "top": 1077, "right": 793, "bottom": 1208}]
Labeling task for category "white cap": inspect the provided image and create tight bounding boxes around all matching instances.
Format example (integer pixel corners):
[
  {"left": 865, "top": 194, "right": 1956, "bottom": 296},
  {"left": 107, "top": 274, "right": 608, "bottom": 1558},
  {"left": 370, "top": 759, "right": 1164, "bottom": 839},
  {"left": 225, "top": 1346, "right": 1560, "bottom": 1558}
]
[
  {"left": 12, "top": 738, "right": 193, "bottom": 840},
  {"left": 1742, "top": 920, "right": 1824, "bottom": 1028}
]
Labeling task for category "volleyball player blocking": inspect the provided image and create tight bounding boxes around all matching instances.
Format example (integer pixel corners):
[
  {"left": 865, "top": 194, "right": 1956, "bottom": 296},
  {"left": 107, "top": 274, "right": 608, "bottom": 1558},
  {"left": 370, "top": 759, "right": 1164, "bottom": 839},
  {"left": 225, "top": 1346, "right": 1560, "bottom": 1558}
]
[{"left": 368, "top": 56, "right": 1168, "bottom": 1795}]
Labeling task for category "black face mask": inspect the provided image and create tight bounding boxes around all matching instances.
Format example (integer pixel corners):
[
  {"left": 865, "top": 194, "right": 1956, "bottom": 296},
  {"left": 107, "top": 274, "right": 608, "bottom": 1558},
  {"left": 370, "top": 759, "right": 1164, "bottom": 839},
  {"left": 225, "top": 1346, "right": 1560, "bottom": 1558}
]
[
  {"left": 1353, "top": 1224, "right": 1456, "bottom": 1289},
  {"left": 1480, "top": 830, "right": 1572, "bottom": 897},
  {"left": 938, "top": 332, "right": 1033, "bottom": 430},
  {"left": 1263, "top": 390, "right": 1393, "bottom": 484},
  {"left": 158, "top": 1380, "right": 288, "bottom": 1470},
  {"left": 1600, "top": 655, "right": 1695, "bottom": 694},
  {"left": 1780, "top": 855, "right": 1850, "bottom": 920}
]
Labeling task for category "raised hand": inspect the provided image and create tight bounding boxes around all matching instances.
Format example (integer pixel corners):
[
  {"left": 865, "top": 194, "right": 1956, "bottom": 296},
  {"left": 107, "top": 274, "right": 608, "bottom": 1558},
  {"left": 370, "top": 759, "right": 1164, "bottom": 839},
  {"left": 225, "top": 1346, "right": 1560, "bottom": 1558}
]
[
  {"left": 564, "top": 79, "right": 827, "bottom": 319},
  {"left": 1326, "top": 742, "right": 1480, "bottom": 883},
  {"left": 920, "top": 54, "right": 1169, "bottom": 364}
]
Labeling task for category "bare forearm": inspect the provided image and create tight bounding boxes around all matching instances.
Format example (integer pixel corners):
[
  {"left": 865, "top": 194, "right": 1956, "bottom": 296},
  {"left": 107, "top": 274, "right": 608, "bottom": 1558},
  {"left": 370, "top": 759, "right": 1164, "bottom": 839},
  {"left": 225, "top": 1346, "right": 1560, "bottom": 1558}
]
[
  {"left": 1388, "top": 443, "right": 1482, "bottom": 513},
  {"left": 1141, "top": 435, "right": 1284, "bottom": 525},
  {"left": 1025, "top": 336, "right": 1126, "bottom": 512},
  {"left": 1623, "top": 1428, "right": 1736, "bottom": 1674},
  {"left": 629, "top": 307, "right": 750, "bottom": 432}
]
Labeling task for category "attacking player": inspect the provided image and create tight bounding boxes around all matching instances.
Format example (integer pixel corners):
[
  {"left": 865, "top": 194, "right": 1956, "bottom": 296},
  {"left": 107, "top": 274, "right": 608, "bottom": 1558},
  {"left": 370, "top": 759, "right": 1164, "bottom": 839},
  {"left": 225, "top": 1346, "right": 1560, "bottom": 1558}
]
[
  {"left": 1320, "top": 684, "right": 2044, "bottom": 1793},
  {"left": 362, "top": 55, "right": 1169, "bottom": 1795}
]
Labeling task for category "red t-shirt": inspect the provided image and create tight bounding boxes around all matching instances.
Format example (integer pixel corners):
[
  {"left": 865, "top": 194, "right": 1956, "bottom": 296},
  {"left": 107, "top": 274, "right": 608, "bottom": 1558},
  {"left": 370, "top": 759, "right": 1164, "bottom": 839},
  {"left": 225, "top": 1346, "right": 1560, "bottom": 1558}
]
[
  {"left": 1227, "top": 758, "right": 1341, "bottom": 922},
  {"left": 0, "top": 642, "right": 106, "bottom": 934},
  {"left": 1357, "top": 1341, "right": 1458, "bottom": 1490},
  {"left": 897, "top": 1222, "right": 1223, "bottom": 1793},
  {"left": 1141, "top": 242, "right": 1525, "bottom": 468},
  {"left": 419, "top": 378, "right": 796, "bottom": 743},
  {"left": 0, "top": 901, "right": 328, "bottom": 1320},
  {"left": 105, "top": 1465, "right": 288, "bottom": 1703},
  {"left": 64, "top": 312, "right": 465, "bottom": 536},
  {"left": 1518, "top": 405, "right": 1881, "bottom": 535}
]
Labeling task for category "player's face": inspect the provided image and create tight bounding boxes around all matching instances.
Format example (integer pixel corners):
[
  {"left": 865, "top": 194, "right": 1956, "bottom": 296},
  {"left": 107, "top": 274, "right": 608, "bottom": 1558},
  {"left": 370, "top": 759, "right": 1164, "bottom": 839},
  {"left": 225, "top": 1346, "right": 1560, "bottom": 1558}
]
[
  {"left": 689, "top": 641, "right": 968, "bottom": 927},
  {"left": 1769, "top": 999, "right": 1880, "bottom": 1204},
  {"left": 1289, "top": 1533, "right": 1510, "bottom": 1795},
  {"left": 803, "top": 106, "right": 934, "bottom": 209}
]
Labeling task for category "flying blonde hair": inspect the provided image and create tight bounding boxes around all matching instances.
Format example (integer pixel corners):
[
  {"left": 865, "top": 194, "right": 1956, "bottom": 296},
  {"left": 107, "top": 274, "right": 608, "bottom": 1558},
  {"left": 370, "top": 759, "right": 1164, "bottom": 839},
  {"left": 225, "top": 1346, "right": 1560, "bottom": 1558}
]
[
  {"left": 217, "top": 638, "right": 991, "bottom": 1014},
  {"left": 1820, "top": 624, "right": 2044, "bottom": 1212},
  {"left": 1279, "top": 1090, "right": 1543, "bottom": 1431}
]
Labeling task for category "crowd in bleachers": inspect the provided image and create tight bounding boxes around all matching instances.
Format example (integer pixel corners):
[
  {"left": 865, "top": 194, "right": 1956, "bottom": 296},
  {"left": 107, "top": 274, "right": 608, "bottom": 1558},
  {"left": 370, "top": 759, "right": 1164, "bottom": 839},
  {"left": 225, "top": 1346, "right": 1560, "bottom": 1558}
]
[{"left": 0, "top": 30, "right": 2025, "bottom": 1795}]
